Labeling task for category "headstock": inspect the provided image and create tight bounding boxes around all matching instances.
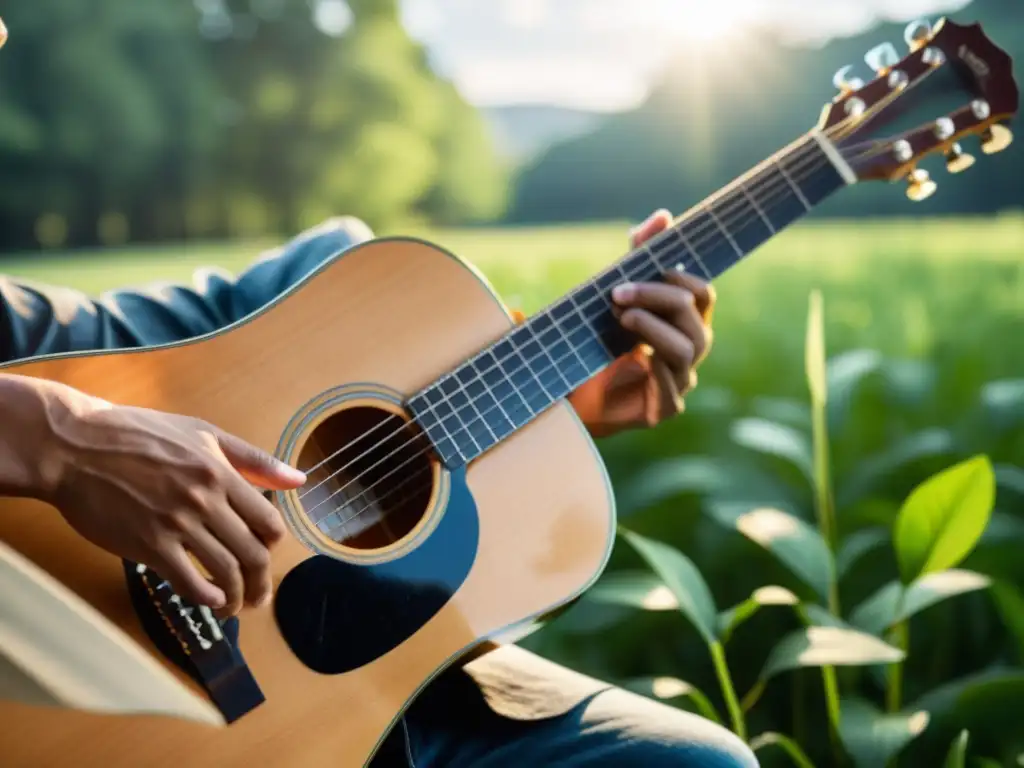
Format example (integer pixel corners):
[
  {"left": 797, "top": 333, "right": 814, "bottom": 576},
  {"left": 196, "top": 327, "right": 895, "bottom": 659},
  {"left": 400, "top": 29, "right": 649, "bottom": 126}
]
[{"left": 819, "top": 18, "right": 1018, "bottom": 201}]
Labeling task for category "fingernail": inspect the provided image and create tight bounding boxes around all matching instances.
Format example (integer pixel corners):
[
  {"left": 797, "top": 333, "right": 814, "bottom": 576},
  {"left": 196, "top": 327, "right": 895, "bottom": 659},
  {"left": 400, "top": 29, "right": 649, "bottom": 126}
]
[
  {"left": 278, "top": 462, "right": 307, "bottom": 484},
  {"left": 612, "top": 284, "right": 635, "bottom": 303}
]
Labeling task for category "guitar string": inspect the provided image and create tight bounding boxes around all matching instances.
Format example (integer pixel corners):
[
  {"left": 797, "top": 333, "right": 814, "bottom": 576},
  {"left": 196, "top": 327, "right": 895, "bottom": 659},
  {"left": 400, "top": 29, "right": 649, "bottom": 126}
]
[
  {"left": 303, "top": 142, "right": 881, "bottom": 529},
  {"left": 301, "top": 141, "right": 849, "bottom": 524},
  {"left": 300, "top": 153, "right": 833, "bottom": 522},
  {"left": 297, "top": 132, "right": 836, "bottom": 509},
  {"left": 296, "top": 132, "right": 822, "bottom": 495}
]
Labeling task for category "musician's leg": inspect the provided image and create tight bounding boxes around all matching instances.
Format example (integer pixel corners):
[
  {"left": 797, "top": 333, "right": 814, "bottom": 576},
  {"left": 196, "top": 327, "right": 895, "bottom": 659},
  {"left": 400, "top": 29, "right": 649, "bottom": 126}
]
[{"left": 390, "top": 677, "right": 759, "bottom": 768}]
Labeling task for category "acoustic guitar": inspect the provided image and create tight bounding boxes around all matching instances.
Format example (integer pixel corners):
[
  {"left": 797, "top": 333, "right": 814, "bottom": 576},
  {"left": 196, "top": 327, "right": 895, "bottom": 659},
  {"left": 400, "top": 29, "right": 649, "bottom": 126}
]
[{"left": 0, "top": 17, "right": 1016, "bottom": 767}]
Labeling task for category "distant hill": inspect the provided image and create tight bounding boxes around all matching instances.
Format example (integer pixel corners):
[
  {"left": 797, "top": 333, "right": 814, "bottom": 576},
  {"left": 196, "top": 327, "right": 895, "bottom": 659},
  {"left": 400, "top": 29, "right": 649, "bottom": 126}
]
[
  {"left": 481, "top": 105, "right": 606, "bottom": 163},
  {"left": 508, "top": 0, "right": 1024, "bottom": 223}
]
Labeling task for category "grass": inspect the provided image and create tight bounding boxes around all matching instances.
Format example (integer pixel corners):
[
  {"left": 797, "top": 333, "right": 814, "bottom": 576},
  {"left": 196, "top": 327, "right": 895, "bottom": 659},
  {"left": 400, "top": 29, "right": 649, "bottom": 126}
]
[{"left": 2, "top": 214, "right": 1022, "bottom": 398}]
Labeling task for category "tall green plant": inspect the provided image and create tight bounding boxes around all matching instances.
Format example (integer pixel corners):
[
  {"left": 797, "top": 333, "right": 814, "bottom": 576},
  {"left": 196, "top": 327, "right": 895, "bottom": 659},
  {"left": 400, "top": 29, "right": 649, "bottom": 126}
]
[{"left": 585, "top": 290, "right": 1014, "bottom": 767}]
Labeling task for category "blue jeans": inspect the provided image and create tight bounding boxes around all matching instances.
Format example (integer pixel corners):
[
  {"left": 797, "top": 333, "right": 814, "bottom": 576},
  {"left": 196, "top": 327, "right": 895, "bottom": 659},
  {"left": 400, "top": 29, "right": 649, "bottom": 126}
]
[
  {"left": 384, "top": 674, "right": 758, "bottom": 767},
  {"left": 0, "top": 217, "right": 758, "bottom": 768}
]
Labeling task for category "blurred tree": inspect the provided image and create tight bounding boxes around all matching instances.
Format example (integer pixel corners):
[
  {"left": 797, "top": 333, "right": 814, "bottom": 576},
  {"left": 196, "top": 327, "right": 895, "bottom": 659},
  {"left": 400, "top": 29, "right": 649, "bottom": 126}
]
[{"left": 0, "top": 0, "right": 507, "bottom": 250}]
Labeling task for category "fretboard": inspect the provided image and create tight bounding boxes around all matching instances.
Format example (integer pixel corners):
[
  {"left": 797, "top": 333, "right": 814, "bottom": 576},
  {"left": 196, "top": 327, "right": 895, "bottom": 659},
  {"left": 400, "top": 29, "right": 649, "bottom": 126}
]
[{"left": 408, "top": 131, "right": 851, "bottom": 467}]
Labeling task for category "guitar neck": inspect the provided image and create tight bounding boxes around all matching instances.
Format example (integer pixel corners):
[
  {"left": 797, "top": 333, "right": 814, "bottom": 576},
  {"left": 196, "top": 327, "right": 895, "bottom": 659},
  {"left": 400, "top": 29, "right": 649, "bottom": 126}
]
[{"left": 408, "top": 129, "right": 854, "bottom": 467}]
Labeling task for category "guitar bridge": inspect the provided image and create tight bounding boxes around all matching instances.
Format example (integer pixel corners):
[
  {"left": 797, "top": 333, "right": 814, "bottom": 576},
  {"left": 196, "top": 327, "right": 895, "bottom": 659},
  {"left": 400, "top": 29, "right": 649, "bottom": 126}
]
[{"left": 123, "top": 561, "right": 265, "bottom": 723}]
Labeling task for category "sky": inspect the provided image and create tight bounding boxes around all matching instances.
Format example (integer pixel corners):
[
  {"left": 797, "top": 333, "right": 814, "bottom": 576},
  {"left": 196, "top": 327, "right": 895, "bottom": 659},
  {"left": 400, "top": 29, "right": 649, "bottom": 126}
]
[{"left": 390, "top": 0, "right": 976, "bottom": 112}]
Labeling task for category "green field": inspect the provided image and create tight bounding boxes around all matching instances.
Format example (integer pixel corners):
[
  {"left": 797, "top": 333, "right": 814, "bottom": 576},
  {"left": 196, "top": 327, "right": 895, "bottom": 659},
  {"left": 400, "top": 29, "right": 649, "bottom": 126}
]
[{"left": 5, "top": 215, "right": 1022, "bottom": 394}]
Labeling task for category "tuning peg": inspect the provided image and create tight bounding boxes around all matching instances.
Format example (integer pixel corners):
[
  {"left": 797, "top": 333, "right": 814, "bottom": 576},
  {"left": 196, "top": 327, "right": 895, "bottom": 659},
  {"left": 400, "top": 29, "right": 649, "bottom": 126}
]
[
  {"left": 945, "top": 143, "right": 976, "bottom": 173},
  {"left": 832, "top": 65, "right": 865, "bottom": 94},
  {"left": 981, "top": 124, "right": 1014, "bottom": 154},
  {"left": 865, "top": 42, "right": 900, "bottom": 74},
  {"left": 903, "top": 19, "right": 932, "bottom": 51},
  {"left": 905, "top": 169, "right": 937, "bottom": 201}
]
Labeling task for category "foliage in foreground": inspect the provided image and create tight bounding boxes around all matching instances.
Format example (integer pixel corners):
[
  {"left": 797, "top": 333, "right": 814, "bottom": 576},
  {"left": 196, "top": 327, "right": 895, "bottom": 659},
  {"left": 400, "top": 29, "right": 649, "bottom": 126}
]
[{"left": 529, "top": 289, "right": 1024, "bottom": 767}]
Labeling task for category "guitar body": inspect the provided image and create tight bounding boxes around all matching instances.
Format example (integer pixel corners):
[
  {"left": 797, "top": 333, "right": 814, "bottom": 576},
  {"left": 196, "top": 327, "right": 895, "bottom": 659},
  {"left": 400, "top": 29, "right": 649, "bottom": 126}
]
[{"left": 0, "top": 238, "right": 616, "bottom": 767}]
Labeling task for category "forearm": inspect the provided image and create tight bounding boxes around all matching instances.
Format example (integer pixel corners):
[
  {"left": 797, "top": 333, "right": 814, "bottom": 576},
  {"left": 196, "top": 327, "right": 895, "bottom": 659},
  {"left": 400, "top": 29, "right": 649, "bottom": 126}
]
[{"left": 0, "top": 373, "right": 75, "bottom": 500}]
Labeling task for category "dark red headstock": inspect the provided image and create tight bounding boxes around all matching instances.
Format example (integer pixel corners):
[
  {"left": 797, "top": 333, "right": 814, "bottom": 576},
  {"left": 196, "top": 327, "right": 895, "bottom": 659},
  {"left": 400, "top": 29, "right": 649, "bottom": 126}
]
[{"left": 819, "top": 18, "right": 1018, "bottom": 200}]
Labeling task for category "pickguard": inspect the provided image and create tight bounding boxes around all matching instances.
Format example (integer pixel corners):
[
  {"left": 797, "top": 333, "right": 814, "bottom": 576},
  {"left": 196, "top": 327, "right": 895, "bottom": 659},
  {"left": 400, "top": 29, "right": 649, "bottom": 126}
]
[{"left": 274, "top": 466, "right": 479, "bottom": 675}]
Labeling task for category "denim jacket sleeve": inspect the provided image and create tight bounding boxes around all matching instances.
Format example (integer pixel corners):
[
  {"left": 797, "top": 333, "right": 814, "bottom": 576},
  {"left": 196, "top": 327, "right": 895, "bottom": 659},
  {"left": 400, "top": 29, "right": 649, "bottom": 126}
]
[{"left": 0, "top": 217, "right": 373, "bottom": 365}]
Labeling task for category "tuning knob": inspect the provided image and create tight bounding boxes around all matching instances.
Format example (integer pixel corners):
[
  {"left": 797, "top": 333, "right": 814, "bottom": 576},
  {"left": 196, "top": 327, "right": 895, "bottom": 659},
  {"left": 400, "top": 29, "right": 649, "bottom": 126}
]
[
  {"left": 905, "top": 169, "right": 937, "bottom": 201},
  {"left": 865, "top": 42, "right": 900, "bottom": 73},
  {"left": 945, "top": 143, "right": 976, "bottom": 173},
  {"left": 832, "top": 65, "right": 865, "bottom": 94},
  {"left": 904, "top": 19, "right": 932, "bottom": 51},
  {"left": 981, "top": 124, "right": 1014, "bottom": 154}
]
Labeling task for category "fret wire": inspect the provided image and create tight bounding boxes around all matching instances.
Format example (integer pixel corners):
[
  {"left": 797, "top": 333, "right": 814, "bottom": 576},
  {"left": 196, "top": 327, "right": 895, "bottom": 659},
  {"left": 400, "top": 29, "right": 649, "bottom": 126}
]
[
  {"left": 741, "top": 182, "right": 776, "bottom": 233},
  {"left": 460, "top": 373, "right": 501, "bottom": 445},
  {"left": 706, "top": 204, "right": 744, "bottom": 259},
  {"left": 506, "top": 327, "right": 557, "bottom": 404},
  {"left": 773, "top": 156, "right": 812, "bottom": 210},
  {"left": 448, "top": 373, "right": 493, "bottom": 455},
  {"left": 421, "top": 385, "right": 469, "bottom": 465},
  {"left": 532, "top": 307, "right": 598, "bottom": 385},
  {"left": 488, "top": 349, "right": 537, "bottom": 423},
  {"left": 470, "top": 357, "right": 518, "bottom": 431},
  {"left": 466, "top": 357, "right": 516, "bottom": 434},
  {"left": 440, "top": 376, "right": 487, "bottom": 459},
  {"left": 668, "top": 227, "right": 712, "bottom": 279},
  {"left": 522, "top": 311, "right": 577, "bottom": 394}
]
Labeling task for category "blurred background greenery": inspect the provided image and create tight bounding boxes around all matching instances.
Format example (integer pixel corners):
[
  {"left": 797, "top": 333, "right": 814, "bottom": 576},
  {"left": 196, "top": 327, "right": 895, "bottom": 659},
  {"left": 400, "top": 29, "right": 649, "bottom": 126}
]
[{"left": 1, "top": 0, "right": 1022, "bottom": 766}]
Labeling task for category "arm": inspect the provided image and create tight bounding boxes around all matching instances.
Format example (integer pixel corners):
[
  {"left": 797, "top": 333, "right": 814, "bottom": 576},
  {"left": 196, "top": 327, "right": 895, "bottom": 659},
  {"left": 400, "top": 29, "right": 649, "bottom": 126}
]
[{"left": 0, "top": 217, "right": 373, "bottom": 363}]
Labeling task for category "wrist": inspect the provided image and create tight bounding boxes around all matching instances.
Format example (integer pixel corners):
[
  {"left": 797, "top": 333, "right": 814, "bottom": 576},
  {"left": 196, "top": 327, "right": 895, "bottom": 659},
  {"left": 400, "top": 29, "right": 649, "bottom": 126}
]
[{"left": 0, "top": 373, "right": 77, "bottom": 501}]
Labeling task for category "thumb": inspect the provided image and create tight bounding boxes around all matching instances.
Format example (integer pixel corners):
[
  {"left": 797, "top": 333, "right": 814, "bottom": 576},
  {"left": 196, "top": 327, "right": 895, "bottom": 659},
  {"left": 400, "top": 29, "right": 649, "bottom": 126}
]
[{"left": 215, "top": 431, "right": 306, "bottom": 490}]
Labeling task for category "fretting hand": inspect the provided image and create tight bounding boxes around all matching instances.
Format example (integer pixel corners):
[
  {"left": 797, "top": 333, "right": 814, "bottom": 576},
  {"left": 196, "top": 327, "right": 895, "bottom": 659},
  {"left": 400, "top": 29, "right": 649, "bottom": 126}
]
[{"left": 569, "top": 209, "right": 716, "bottom": 438}]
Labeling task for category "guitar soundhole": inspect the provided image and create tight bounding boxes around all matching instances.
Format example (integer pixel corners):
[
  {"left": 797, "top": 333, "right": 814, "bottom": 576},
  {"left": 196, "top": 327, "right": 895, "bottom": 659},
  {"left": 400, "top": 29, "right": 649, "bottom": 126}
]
[{"left": 295, "top": 406, "right": 437, "bottom": 550}]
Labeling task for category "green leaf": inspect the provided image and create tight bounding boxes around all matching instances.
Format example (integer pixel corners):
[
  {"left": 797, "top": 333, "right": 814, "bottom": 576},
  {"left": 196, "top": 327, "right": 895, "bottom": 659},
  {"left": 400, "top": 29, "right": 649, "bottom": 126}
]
[
  {"left": 826, "top": 348, "right": 884, "bottom": 429},
  {"left": 944, "top": 730, "right": 969, "bottom": 768},
  {"left": 707, "top": 504, "right": 834, "bottom": 601},
  {"left": 849, "top": 570, "right": 992, "bottom": 636},
  {"left": 883, "top": 358, "right": 938, "bottom": 407},
  {"left": 748, "top": 397, "right": 811, "bottom": 430},
  {"left": 838, "top": 697, "right": 930, "bottom": 768},
  {"left": 717, "top": 586, "right": 799, "bottom": 641},
  {"left": 729, "top": 418, "right": 814, "bottom": 480},
  {"left": 585, "top": 571, "right": 678, "bottom": 611},
  {"left": 618, "top": 528, "right": 718, "bottom": 644},
  {"left": 996, "top": 464, "right": 1024, "bottom": 498},
  {"left": 979, "top": 510, "right": 1024, "bottom": 544},
  {"left": 617, "top": 457, "right": 792, "bottom": 514},
  {"left": 837, "top": 527, "right": 889, "bottom": 577},
  {"left": 987, "top": 580, "right": 1024, "bottom": 662},
  {"left": 980, "top": 378, "right": 1024, "bottom": 424},
  {"left": 622, "top": 677, "right": 721, "bottom": 724},
  {"left": 749, "top": 731, "right": 816, "bottom": 768},
  {"left": 912, "top": 668, "right": 1024, "bottom": 739},
  {"left": 805, "top": 289, "right": 827, "bottom": 405},
  {"left": 837, "top": 428, "right": 957, "bottom": 509},
  {"left": 759, "top": 626, "right": 905, "bottom": 681},
  {"left": 893, "top": 455, "right": 997, "bottom": 582}
]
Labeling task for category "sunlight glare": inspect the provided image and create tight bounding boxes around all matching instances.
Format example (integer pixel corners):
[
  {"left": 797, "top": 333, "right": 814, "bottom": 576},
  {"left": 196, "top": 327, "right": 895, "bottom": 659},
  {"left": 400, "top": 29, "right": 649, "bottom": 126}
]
[{"left": 660, "top": 0, "right": 760, "bottom": 43}]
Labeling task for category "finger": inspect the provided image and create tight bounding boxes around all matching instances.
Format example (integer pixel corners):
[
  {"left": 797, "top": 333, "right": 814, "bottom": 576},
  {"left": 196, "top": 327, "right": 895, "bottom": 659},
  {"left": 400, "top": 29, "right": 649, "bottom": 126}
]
[
  {"left": 204, "top": 499, "right": 274, "bottom": 610},
  {"left": 613, "top": 283, "right": 709, "bottom": 364},
  {"left": 0, "top": 17, "right": 8, "bottom": 49},
  {"left": 665, "top": 269, "right": 716, "bottom": 322},
  {"left": 650, "top": 357, "right": 685, "bottom": 419},
  {"left": 181, "top": 523, "right": 245, "bottom": 617},
  {"left": 629, "top": 209, "right": 673, "bottom": 247},
  {"left": 228, "top": 475, "right": 288, "bottom": 547},
  {"left": 150, "top": 540, "right": 227, "bottom": 610},
  {"left": 215, "top": 430, "right": 306, "bottom": 490},
  {"left": 619, "top": 308, "right": 695, "bottom": 378}
]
